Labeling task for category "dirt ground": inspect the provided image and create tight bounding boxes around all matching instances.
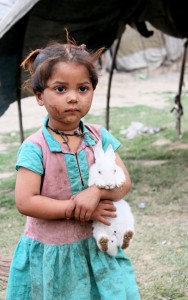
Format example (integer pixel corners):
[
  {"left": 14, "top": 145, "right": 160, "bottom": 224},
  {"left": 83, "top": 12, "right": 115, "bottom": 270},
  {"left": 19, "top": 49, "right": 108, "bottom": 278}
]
[{"left": 0, "top": 64, "right": 187, "bottom": 134}]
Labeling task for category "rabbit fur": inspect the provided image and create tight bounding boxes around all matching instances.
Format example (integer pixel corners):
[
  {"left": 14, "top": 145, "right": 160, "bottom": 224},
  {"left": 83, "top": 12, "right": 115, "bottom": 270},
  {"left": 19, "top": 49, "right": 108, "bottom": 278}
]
[{"left": 88, "top": 141, "right": 134, "bottom": 256}]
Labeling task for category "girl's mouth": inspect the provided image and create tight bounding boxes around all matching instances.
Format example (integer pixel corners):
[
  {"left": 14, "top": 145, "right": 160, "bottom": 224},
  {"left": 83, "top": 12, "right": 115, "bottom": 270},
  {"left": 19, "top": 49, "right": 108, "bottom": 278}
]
[{"left": 65, "top": 108, "right": 79, "bottom": 112}]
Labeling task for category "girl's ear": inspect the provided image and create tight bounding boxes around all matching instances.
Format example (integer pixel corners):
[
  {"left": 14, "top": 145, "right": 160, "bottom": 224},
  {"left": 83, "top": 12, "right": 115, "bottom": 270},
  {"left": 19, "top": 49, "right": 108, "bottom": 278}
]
[
  {"left": 35, "top": 92, "right": 44, "bottom": 106},
  {"left": 105, "top": 144, "right": 116, "bottom": 160}
]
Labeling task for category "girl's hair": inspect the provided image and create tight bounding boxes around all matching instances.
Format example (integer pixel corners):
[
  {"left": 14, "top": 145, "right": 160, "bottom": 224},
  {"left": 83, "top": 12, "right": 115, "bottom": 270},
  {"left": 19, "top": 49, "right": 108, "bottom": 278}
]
[{"left": 21, "top": 33, "right": 105, "bottom": 93}]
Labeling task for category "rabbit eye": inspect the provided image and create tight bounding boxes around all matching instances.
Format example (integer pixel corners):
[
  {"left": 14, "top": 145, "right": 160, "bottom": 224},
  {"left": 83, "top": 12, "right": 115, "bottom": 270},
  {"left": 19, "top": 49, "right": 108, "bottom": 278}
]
[
  {"left": 114, "top": 169, "right": 116, "bottom": 173},
  {"left": 98, "top": 170, "right": 101, "bottom": 174}
]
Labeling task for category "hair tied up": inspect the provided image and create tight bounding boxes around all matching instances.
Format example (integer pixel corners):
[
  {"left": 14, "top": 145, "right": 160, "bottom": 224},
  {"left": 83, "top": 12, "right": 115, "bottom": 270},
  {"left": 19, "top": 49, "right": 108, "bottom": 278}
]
[{"left": 21, "top": 49, "right": 42, "bottom": 74}]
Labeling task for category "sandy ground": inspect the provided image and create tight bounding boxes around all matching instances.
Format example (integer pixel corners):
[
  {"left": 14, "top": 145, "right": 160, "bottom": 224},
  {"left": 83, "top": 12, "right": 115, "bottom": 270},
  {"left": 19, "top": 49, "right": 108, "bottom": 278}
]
[{"left": 0, "top": 65, "right": 187, "bottom": 134}]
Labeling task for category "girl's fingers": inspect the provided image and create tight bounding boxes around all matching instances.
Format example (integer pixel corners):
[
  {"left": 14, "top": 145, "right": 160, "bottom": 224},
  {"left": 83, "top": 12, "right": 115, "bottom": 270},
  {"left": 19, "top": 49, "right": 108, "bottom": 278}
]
[
  {"left": 98, "top": 217, "right": 111, "bottom": 226},
  {"left": 84, "top": 210, "right": 92, "bottom": 221},
  {"left": 99, "top": 200, "right": 116, "bottom": 211},
  {"left": 74, "top": 206, "right": 81, "bottom": 220},
  {"left": 78, "top": 209, "right": 92, "bottom": 221},
  {"left": 79, "top": 210, "right": 87, "bottom": 221},
  {"left": 104, "top": 204, "right": 116, "bottom": 211},
  {"left": 103, "top": 211, "right": 116, "bottom": 218},
  {"left": 100, "top": 200, "right": 114, "bottom": 205}
]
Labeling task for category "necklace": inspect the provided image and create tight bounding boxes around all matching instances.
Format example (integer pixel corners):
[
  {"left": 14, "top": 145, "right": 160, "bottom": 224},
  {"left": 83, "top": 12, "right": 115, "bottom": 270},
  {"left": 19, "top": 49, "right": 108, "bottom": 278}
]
[{"left": 47, "top": 124, "right": 84, "bottom": 151}]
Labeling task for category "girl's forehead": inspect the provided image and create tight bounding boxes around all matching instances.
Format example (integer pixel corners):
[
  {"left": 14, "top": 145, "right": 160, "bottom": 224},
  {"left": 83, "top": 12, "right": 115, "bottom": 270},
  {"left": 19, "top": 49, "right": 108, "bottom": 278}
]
[
  {"left": 48, "top": 61, "right": 91, "bottom": 82},
  {"left": 51, "top": 61, "right": 89, "bottom": 75},
  {"left": 53, "top": 61, "right": 87, "bottom": 71}
]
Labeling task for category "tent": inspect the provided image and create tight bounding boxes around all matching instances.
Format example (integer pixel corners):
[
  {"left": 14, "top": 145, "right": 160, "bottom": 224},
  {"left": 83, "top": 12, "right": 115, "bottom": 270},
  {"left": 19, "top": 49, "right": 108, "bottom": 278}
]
[
  {"left": 0, "top": 0, "right": 188, "bottom": 139},
  {"left": 103, "top": 23, "right": 184, "bottom": 72}
]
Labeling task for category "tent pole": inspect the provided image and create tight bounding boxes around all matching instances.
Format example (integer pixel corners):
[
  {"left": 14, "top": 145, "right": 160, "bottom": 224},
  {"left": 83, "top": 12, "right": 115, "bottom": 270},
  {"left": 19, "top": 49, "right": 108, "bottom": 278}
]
[
  {"left": 105, "top": 23, "right": 125, "bottom": 130},
  {"left": 17, "top": 93, "right": 24, "bottom": 143},
  {"left": 171, "top": 39, "right": 188, "bottom": 136},
  {"left": 16, "top": 52, "right": 25, "bottom": 143},
  {"left": 16, "top": 13, "right": 30, "bottom": 143}
]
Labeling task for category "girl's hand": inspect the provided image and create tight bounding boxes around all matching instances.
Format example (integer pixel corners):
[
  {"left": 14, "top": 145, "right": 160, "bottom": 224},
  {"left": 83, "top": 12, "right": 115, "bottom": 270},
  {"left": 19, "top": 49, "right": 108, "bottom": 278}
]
[
  {"left": 90, "top": 200, "right": 117, "bottom": 225},
  {"left": 66, "top": 185, "right": 101, "bottom": 221}
]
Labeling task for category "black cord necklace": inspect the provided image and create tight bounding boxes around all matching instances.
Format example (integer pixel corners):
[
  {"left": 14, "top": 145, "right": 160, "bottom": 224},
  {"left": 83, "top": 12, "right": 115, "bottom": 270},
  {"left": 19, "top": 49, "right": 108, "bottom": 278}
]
[{"left": 47, "top": 124, "right": 84, "bottom": 151}]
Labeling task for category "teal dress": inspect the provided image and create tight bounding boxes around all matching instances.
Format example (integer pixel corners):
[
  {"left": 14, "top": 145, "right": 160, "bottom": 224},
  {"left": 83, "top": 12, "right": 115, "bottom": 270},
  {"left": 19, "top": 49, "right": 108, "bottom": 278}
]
[{"left": 6, "top": 117, "right": 140, "bottom": 300}]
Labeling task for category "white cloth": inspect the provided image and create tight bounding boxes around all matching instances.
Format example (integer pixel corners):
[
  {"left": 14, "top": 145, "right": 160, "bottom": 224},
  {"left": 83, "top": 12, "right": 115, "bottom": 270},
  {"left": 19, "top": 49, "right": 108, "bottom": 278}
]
[
  {"left": 0, "top": 0, "right": 39, "bottom": 38},
  {"left": 120, "top": 121, "right": 160, "bottom": 139}
]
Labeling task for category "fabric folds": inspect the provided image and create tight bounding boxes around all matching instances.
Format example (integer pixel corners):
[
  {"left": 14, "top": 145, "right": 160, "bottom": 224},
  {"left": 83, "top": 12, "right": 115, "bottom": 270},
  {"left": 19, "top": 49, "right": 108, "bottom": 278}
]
[{"left": 6, "top": 236, "right": 140, "bottom": 300}]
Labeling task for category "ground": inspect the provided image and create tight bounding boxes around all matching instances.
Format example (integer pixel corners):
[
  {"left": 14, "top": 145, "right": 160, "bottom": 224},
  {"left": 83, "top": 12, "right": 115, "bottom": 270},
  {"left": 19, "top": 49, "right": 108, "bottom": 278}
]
[{"left": 1, "top": 64, "right": 188, "bottom": 299}]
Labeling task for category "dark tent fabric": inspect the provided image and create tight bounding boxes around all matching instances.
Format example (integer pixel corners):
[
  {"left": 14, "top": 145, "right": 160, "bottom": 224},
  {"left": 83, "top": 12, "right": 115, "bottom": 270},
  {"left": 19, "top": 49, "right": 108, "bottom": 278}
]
[{"left": 0, "top": 0, "right": 188, "bottom": 117}]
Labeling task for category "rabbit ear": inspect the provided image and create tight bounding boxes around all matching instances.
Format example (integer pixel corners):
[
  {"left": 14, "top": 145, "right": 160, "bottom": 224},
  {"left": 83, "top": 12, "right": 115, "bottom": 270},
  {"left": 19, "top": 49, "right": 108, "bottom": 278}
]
[
  {"left": 94, "top": 140, "right": 104, "bottom": 160},
  {"left": 105, "top": 144, "right": 116, "bottom": 161}
]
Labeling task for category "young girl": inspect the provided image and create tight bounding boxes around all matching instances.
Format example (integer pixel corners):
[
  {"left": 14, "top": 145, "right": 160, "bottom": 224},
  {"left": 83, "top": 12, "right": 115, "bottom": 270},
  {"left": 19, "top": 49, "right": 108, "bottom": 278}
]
[{"left": 6, "top": 39, "right": 140, "bottom": 300}]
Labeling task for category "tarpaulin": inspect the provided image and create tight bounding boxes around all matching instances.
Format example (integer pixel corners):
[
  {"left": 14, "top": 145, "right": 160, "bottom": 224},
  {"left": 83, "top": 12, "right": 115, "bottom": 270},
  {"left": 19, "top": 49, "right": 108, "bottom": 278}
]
[{"left": 0, "top": 0, "right": 188, "bottom": 117}]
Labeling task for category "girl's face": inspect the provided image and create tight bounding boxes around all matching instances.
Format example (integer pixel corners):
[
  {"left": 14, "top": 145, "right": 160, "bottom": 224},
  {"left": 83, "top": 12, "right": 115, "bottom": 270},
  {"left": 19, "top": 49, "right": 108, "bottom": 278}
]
[{"left": 36, "top": 62, "right": 94, "bottom": 130}]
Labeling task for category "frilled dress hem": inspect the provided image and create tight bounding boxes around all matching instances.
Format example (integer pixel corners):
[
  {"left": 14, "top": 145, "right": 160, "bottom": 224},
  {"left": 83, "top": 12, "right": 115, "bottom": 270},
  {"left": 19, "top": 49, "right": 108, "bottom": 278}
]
[{"left": 6, "top": 235, "right": 140, "bottom": 300}]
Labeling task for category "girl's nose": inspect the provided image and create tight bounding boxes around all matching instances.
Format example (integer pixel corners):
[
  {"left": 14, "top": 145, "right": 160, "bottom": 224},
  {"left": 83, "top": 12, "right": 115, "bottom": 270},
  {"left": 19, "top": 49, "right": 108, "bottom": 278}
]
[{"left": 67, "top": 90, "right": 78, "bottom": 102}]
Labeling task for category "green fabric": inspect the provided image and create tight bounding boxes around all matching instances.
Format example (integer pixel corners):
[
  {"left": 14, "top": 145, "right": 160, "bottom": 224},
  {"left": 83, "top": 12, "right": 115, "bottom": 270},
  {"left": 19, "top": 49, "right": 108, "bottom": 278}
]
[
  {"left": 6, "top": 236, "right": 140, "bottom": 300},
  {"left": 16, "top": 141, "right": 44, "bottom": 175},
  {"left": 65, "top": 150, "right": 89, "bottom": 194}
]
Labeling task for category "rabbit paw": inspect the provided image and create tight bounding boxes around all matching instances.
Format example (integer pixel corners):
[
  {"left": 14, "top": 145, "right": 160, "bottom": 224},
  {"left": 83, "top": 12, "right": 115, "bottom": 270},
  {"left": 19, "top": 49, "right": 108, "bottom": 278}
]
[
  {"left": 116, "top": 180, "right": 125, "bottom": 188},
  {"left": 121, "top": 230, "right": 134, "bottom": 249},
  {"left": 98, "top": 236, "right": 118, "bottom": 256},
  {"left": 98, "top": 237, "right": 109, "bottom": 252}
]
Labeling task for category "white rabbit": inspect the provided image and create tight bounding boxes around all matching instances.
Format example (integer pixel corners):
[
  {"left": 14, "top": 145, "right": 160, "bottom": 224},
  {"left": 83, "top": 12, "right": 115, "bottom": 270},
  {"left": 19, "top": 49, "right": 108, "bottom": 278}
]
[{"left": 88, "top": 140, "right": 135, "bottom": 256}]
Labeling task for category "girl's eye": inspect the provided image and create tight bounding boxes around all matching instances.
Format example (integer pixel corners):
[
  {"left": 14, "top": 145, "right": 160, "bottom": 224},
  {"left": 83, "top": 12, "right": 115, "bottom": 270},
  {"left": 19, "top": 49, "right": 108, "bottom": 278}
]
[
  {"left": 79, "top": 86, "right": 88, "bottom": 92},
  {"left": 55, "top": 86, "right": 66, "bottom": 93}
]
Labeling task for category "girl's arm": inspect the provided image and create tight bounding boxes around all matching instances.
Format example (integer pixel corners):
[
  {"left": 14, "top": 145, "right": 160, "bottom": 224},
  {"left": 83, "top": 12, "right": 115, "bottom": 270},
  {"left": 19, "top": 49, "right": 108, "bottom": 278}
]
[
  {"left": 15, "top": 167, "right": 118, "bottom": 223},
  {"left": 15, "top": 167, "right": 71, "bottom": 219},
  {"left": 66, "top": 152, "right": 131, "bottom": 221}
]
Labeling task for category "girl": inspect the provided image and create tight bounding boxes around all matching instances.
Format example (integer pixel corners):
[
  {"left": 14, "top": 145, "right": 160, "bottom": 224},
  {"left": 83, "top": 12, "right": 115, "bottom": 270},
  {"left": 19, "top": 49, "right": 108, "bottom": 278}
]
[{"left": 6, "top": 39, "right": 140, "bottom": 299}]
